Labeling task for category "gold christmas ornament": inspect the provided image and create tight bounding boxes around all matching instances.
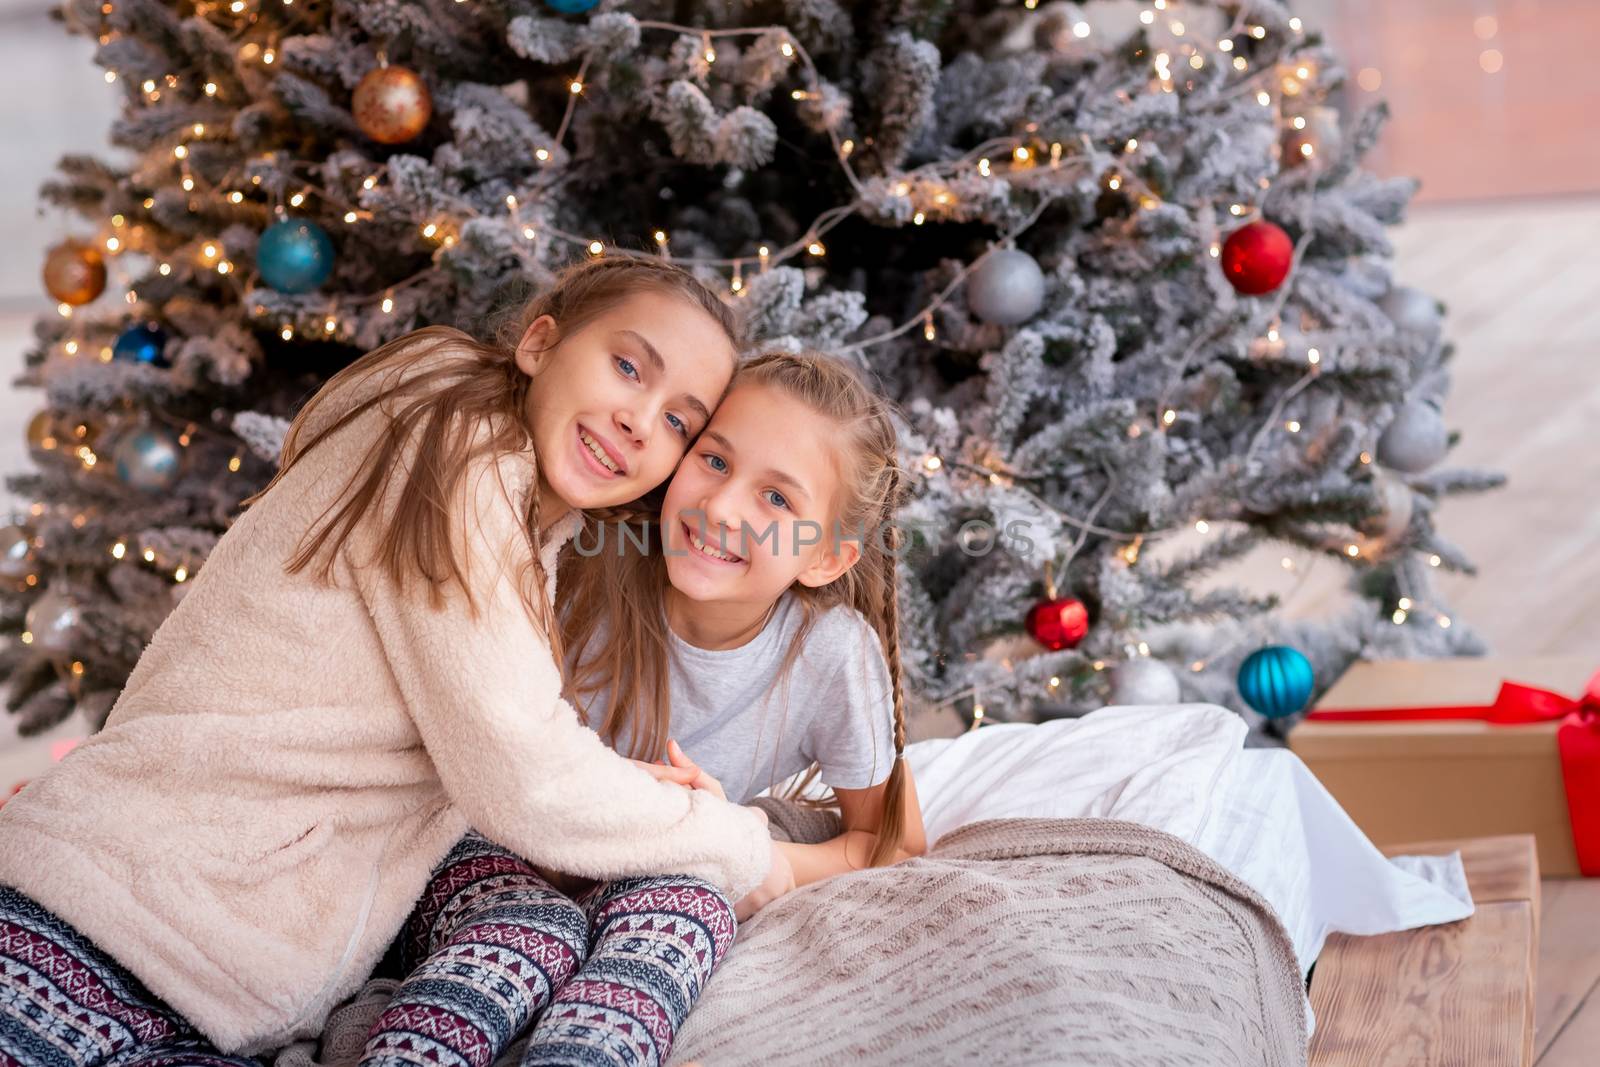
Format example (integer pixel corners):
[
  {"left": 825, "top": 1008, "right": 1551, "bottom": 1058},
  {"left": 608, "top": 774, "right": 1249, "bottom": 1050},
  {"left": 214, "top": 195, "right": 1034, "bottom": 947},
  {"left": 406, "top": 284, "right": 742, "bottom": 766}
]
[
  {"left": 26, "top": 410, "right": 59, "bottom": 459},
  {"left": 353, "top": 65, "right": 433, "bottom": 145},
  {"left": 43, "top": 240, "right": 107, "bottom": 305}
]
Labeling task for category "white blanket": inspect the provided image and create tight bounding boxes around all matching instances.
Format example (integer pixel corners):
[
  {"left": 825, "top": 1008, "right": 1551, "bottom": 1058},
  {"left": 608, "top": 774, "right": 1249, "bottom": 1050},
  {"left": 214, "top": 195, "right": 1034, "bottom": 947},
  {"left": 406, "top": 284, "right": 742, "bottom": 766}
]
[{"left": 900, "top": 703, "right": 1476, "bottom": 1037}]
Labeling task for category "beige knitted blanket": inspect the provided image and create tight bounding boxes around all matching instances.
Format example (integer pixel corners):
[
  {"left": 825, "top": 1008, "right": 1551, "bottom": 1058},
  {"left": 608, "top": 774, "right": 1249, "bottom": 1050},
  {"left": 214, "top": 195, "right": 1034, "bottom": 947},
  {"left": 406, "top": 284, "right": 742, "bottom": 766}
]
[
  {"left": 669, "top": 816, "right": 1307, "bottom": 1067},
  {"left": 274, "top": 815, "right": 1305, "bottom": 1067}
]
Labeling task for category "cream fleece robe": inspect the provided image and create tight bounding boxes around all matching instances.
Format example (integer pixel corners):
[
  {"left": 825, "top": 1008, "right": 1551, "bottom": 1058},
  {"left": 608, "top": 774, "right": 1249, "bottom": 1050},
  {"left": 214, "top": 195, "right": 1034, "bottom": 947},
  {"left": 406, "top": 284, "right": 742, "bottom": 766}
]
[{"left": 0, "top": 344, "right": 772, "bottom": 1054}]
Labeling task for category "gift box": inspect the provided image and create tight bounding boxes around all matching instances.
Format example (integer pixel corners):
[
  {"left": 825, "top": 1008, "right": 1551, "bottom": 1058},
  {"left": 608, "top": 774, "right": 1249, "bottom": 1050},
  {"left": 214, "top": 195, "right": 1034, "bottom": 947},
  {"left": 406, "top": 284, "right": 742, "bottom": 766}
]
[{"left": 1288, "top": 656, "right": 1599, "bottom": 877}]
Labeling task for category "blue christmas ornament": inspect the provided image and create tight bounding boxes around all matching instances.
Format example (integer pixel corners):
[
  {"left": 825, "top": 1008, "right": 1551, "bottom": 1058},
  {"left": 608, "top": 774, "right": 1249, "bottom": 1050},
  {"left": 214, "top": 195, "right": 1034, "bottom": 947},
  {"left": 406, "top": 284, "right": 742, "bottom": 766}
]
[
  {"left": 113, "top": 428, "right": 183, "bottom": 491},
  {"left": 258, "top": 218, "right": 335, "bottom": 294},
  {"left": 1237, "top": 645, "right": 1315, "bottom": 719},
  {"left": 112, "top": 323, "right": 169, "bottom": 367},
  {"left": 544, "top": 0, "right": 599, "bottom": 12}
]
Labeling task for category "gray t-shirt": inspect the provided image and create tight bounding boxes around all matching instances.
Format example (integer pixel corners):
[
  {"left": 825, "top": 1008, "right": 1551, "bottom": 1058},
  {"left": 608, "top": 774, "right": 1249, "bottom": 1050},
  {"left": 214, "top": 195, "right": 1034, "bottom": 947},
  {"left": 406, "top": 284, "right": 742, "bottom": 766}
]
[{"left": 571, "top": 592, "right": 897, "bottom": 805}]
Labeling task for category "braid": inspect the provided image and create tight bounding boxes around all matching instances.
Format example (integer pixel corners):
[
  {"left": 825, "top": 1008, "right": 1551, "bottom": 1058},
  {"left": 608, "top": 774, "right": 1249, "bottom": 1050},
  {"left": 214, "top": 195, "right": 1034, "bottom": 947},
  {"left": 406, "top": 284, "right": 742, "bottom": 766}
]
[
  {"left": 880, "top": 466, "right": 907, "bottom": 757},
  {"left": 866, "top": 458, "right": 910, "bottom": 868}
]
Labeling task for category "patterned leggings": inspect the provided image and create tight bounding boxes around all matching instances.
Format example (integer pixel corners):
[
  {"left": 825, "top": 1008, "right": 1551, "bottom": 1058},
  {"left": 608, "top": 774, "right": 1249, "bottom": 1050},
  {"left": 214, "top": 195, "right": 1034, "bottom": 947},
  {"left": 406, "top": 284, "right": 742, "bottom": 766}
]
[
  {"left": 0, "top": 884, "right": 263, "bottom": 1067},
  {"left": 359, "top": 831, "right": 736, "bottom": 1067}
]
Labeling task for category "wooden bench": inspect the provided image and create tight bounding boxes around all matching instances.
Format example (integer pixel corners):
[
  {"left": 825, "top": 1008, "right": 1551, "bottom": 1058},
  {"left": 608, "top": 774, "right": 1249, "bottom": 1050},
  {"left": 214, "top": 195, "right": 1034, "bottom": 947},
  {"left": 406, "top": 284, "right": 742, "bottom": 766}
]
[{"left": 1307, "top": 834, "right": 1540, "bottom": 1067}]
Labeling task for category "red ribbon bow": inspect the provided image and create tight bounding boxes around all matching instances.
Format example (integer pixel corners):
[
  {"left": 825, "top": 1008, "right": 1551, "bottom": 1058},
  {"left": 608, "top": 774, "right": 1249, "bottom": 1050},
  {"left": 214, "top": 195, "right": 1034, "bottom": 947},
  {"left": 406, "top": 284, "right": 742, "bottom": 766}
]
[
  {"left": 1307, "top": 670, "right": 1600, "bottom": 876},
  {"left": 1480, "top": 672, "right": 1600, "bottom": 728}
]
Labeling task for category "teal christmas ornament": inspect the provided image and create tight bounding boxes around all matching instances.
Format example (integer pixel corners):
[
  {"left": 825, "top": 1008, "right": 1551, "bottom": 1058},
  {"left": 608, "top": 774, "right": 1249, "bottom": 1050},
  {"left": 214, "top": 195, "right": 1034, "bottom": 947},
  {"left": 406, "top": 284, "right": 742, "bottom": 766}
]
[
  {"left": 112, "top": 323, "right": 169, "bottom": 367},
  {"left": 113, "top": 427, "right": 183, "bottom": 491},
  {"left": 545, "top": 0, "right": 600, "bottom": 11},
  {"left": 258, "top": 218, "right": 335, "bottom": 294},
  {"left": 1237, "top": 645, "right": 1315, "bottom": 719}
]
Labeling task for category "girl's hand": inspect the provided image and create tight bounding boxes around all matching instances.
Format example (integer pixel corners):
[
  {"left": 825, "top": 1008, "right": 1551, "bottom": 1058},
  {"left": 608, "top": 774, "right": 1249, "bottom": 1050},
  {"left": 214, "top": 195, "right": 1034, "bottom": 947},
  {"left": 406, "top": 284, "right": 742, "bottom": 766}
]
[
  {"left": 665, "top": 739, "right": 725, "bottom": 801},
  {"left": 734, "top": 839, "right": 796, "bottom": 922},
  {"left": 628, "top": 758, "right": 698, "bottom": 787}
]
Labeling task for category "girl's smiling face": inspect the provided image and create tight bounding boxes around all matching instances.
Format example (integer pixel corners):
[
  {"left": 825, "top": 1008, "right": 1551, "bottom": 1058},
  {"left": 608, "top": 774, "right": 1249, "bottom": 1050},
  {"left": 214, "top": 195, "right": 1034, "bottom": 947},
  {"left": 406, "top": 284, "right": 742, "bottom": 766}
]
[
  {"left": 518, "top": 288, "right": 735, "bottom": 512},
  {"left": 661, "top": 382, "right": 861, "bottom": 608}
]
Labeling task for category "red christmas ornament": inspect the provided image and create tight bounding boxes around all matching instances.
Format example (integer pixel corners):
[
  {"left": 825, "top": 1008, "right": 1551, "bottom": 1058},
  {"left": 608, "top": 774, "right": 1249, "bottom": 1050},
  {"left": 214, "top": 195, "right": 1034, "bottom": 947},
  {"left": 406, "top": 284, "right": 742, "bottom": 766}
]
[
  {"left": 353, "top": 64, "right": 433, "bottom": 145},
  {"left": 1220, "top": 220, "right": 1293, "bottom": 295},
  {"left": 1026, "top": 596, "right": 1090, "bottom": 651}
]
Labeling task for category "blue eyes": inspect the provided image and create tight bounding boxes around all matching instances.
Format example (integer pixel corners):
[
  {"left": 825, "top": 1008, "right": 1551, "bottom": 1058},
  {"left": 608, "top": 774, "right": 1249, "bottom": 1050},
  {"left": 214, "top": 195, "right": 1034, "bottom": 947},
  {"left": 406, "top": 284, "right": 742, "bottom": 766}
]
[
  {"left": 701, "top": 454, "right": 790, "bottom": 510},
  {"left": 614, "top": 356, "right": 689, "bottom": 439}
]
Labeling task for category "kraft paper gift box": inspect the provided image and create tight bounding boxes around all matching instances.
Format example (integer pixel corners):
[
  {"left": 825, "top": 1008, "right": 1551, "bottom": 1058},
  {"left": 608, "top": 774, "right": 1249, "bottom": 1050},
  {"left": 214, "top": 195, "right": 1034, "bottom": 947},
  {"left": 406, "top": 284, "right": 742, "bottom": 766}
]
[{"left": 1288, "top": 656, "right": 1600, "bottom": 877}]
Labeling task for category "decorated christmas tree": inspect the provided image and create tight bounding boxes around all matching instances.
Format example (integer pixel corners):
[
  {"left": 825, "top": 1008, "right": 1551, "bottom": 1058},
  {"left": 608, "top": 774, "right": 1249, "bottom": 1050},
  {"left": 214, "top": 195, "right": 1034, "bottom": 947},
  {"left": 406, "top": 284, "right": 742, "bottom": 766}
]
[{"left": 5, "top": 0, "right": 1501, "bottom": 740}]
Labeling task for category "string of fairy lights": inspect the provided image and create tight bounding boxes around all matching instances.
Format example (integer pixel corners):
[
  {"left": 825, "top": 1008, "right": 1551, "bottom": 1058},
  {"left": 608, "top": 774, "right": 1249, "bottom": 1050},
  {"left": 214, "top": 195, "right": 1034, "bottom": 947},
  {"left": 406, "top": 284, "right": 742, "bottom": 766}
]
[{"left": 24, "top": 1, "right": 1459, "bottom": 716}]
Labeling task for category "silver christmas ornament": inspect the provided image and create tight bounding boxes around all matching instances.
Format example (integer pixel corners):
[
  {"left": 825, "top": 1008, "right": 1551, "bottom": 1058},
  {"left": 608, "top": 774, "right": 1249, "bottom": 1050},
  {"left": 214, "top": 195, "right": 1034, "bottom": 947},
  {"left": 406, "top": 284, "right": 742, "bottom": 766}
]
[
  {"left": 1380, "top": 286, "right": 1442, "bottom": 342},
  {"left": 1109, "top": 657, "right": 1182, "bottom": 706},
  {"left": 26, "top": 585, "right": 83, "bottom": 655},
  {"left": 113, "top": 427, "right": 183, "bottom": 491},
  {"left": 0, "top": 524, "right": 34, "bottom": 579},
  {"left": 966, "top": 249, "right": 1046, "bottom": 325},
  {"left": 1376, "top": 400, "right": 1448, "bottom": 473}
]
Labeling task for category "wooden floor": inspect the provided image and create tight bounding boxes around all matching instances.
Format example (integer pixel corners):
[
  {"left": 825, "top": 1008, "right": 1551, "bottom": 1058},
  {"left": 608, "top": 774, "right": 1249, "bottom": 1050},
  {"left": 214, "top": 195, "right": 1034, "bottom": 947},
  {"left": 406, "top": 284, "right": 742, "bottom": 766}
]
[{"left": 1535, "top": 878, "right": 1600, "bottom": 1065}]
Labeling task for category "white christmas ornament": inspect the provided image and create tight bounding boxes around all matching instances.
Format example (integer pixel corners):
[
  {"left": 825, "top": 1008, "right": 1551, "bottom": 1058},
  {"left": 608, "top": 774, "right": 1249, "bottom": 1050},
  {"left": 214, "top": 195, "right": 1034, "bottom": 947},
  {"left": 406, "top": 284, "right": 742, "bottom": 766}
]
[
  {"left": 966, "top": 249, "right": 1046, "bottom": 325},
  {"left": 1376, "top": 400, "right": 1448, "bottom": 473},
  {"left": 1361, "top": 468, "right": 1415, "bottom": 542},
  {"left": 1109, "top": 657, "right": 1182, "bottom": 706}
]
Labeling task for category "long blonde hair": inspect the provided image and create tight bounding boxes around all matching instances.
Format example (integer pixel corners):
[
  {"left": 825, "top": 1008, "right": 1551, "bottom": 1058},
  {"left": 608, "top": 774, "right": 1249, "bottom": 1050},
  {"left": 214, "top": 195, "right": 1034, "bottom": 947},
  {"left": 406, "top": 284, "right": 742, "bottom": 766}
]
[
  {"left": 243, "top": 257, "right": 743, "bottom": 666},
  {"left": 560, "top": 349, "right": 913, "bottom": 867}
]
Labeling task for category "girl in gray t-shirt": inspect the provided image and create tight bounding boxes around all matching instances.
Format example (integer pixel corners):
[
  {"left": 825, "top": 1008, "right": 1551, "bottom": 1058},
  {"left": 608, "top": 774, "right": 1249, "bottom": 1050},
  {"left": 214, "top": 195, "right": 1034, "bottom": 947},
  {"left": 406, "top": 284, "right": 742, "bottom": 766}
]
[{"left": 559, "top": 348, "right": 927, "bottom": 897}]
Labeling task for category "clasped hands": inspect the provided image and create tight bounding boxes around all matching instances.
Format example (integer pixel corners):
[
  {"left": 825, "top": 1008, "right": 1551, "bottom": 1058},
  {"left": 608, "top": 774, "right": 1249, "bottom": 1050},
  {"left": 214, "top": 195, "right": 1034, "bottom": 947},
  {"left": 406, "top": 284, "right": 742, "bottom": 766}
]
[{"left": 632, "top": 739, "right": 795, "bottom": 921}]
